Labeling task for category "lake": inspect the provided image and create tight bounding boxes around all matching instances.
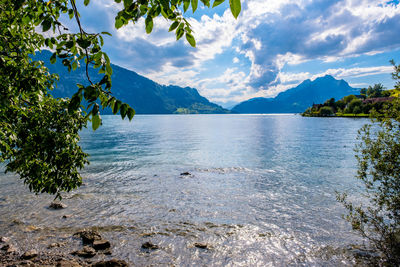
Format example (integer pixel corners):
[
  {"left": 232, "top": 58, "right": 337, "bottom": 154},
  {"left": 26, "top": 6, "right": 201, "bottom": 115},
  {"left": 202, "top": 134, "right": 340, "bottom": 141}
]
[{"left": 0, "top": 114, "right": 370, "bottom": 265}]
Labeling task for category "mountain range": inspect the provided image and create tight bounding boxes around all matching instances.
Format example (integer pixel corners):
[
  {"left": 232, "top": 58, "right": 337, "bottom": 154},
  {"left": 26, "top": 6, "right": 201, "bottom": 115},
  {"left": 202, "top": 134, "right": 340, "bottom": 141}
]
[
  {"left": 231, "top": 75, "right": 359, "bottom": 113},
  {"left": 36, "top": 51, "right": 359, "bottom": 114},
  {"left": 35, "top": 50, "right": 229, "bottom": 114}
]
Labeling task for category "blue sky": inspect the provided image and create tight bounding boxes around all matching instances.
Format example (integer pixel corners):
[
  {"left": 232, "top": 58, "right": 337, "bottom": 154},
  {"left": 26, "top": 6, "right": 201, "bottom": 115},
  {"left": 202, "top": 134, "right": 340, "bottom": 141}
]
[{"left": 70, "top": 0, "right": 400, "bottom": 107}]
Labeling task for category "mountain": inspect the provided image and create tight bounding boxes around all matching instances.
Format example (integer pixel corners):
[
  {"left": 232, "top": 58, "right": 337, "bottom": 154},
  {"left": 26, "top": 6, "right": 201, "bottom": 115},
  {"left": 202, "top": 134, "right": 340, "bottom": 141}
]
[
  {"left": 232, "top": 75, "right": 359, "bottom": 113},
  {"left": 34, "top": 50, "right": 229, "bottom": 114}
]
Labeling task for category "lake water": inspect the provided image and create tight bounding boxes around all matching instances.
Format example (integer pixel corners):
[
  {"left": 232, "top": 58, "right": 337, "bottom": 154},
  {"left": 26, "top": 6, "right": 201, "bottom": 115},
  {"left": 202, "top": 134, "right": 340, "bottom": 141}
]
[{"left": 0, "top": 114, "right": 371, "bottom": 265}]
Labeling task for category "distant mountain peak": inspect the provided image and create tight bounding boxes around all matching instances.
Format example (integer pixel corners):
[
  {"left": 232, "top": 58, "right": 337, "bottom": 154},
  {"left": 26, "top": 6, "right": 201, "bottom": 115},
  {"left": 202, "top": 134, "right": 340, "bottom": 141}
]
[
  {"left": 232, "top": 75, "right": 358, "bottom": 114},
  {"left": 34, "top": 50, "right": 229, "bottom": 114}
]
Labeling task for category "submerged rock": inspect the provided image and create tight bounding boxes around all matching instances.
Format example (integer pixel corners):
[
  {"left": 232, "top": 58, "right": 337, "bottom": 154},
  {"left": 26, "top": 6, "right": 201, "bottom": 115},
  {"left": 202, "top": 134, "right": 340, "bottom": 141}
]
[
  {"left": 71, "top": 246, "right": 96, "bottom": 258},
  {"left": 48, "top": 242, "right": 64, "bottom": 249},
  {"left": 49, "top": 202, "right": 67, "bottom": 209},
  {"left": 1, "top": 243, "right": 17, "bottom": 254},
  {"left": 0, "top": 236, "right": 10, "bottom": 243},
  {"left": 91, "top": 259, "right": 129, "bottom": 267},
  {"left": 141, "top": 242, "right": 159, "bottom": 250},
  {"left": 194, "top": 243, "right": 208, "bottom": 249},
  {"left": 93, "top": 240, "right": 111, "bottom": 250},
  {"left": 21, "top": 249, "right": 38, "bottom": 260},
  {"left": 180, "top": 172, "right": 191, "bottom": 176},
  {"left": 74, "top": 230, "right": 102, "bottom": 244},
  {"left": 57, "top": 259, "right": 82, "bottom": 267},
  {"left": 103, "top": 248, "right": 112, "bottom": 255}
]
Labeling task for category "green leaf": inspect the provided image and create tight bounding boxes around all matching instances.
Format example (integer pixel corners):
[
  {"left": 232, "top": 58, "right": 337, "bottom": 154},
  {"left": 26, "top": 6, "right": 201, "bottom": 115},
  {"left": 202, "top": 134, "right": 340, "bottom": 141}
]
[
  {"left": 212, "top": 0, "right": 224, "bottom": 8},
  {"left": 191, "top": 0, "right": 198, "bottom": 12},
  {"left": 113, "top": 100, "right": 122, "bottom": 114},
  {"left": 84, "top": 0, "right": 90, "bottom": 6},
  {"left": 115, "top": 18, "right": 123, "bottom": 29},
  {"left": 229, "top": 0, "right": 241, "bottom": 19},
  {"left": 145, "top": 16, "right": 153, "bottom": 34},
  {"left": 183, "top": 0, "right": 190, "bottom": 12},
  {"left": 92, "top": 114, "right": 101, "bottom": 130},
  {"left": 186, "top": 33, "right": 196, "bottom": 47},
  {"left": 127, "top": 108, "right": 135, "bottom": 121},
  {"left": 42, "top": 18, "right": 52, "bottom": 32},
  {"left": 120, "top": 103, "right": 128, "bottom": 119},
  {"left": 176, "top": 28, "right": 184, "bottom": 40},
  {"left": 101, "top": 31, "right": 112, "bottom": 36},
  {"left": 169, "top": 21, "right": 179, "bottom": 32},
  {"left": 50, "top": 53, "right": 57, "bottom": 64}
]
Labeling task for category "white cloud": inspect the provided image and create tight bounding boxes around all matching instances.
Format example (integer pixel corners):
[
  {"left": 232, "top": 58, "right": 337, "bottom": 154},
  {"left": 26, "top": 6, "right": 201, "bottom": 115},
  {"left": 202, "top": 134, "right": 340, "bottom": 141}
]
[{"left": 80, "top": 0, "right": 400, "bottom": 105}]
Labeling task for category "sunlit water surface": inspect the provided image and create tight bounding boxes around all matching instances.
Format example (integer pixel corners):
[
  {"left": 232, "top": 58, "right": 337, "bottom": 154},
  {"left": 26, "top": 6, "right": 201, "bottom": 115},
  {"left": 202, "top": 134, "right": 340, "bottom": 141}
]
[{"left": 0, "top": 114, "right": 370, "bottom": 265}]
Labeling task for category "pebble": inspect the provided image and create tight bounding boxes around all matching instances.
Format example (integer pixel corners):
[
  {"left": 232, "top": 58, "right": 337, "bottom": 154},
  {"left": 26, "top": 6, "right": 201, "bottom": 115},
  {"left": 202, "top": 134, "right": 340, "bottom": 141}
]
[
  {"left": 194, "top": 243, "right": 208, "bottom": 249},
  {"left": 141, "top": 242, "right": 159, "bottom": 250},
  {"left": 71, "top": 246, "right": 96, "bottom": 258},
  {"left": 91, "top": 259, "right": 129, "bottom": 267},
  {"left": 21, "top": 249, "right": 38, "bottom": 260},
  {"left": 74, "top": 230, "right": 102, "bottom": 245},
  {"left": 49, "top": 202, "right": 67, "bottom": 210},
  {"left": 93, "top": 240, "right": 111, "bottom": 250},
  {"left": 0, "top": 236, "right": 10, "bottom": 243}
]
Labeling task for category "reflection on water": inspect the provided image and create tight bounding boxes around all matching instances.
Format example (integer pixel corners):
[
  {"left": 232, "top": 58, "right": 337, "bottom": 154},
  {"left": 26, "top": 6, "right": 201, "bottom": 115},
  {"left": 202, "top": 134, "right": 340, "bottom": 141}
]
[{"left": 0, "top": 114, "right": 369, "bottom": 265}]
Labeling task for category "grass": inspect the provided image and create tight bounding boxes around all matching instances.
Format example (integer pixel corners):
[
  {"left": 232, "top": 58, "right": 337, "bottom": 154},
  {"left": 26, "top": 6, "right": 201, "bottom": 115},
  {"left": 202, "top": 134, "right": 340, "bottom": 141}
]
[{"left": 335, "top": 113, "right": 370, "bottom": 117}]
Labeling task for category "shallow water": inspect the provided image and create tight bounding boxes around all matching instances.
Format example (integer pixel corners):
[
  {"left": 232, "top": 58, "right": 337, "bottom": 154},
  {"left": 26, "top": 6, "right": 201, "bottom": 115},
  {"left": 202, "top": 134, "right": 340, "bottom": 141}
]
[{"left": 0, "top": 114, "right": 370, "bottom": 265}]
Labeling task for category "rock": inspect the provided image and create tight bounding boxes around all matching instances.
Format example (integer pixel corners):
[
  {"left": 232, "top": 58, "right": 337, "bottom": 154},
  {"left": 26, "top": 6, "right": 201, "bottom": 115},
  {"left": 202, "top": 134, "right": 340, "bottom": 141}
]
[
  {"left": 194, "top": 242, "right": 208, "bottom": 249},
  {"left": 71, "top": 246, "right": 96, "bottom": 258},
  {"left": 57, "top": 259, "right": 82, "bottom": 267},
  {"left": 48, "top": 242, "right": 63, "bottom": 249},
  {"left": 92, "top": 239, "right": 111, "bottom": 250},
  {"left": 62, "top": 215, "right": 72, "bottom": 219},
  {"left": 103, "top": 248, "right": 112, "bottom": 255},
  {"left": 180, "top": 172, "right": 191, "bottom": 176},
  {"left": 19, "top": 260, "right": 34, "bottom": 266},
  {"left": 1, "top": 243, "right": 17, "bottom": 254},
  {"left": 25, "top": 225, "right": 40, "bottom": 232},
  {"left": 49, "top": 202, "right": 67, "bottom": 209},
  {"left": 141, "top": 242, "right": 159, "bottom": 250},
  {"left": 21, "top": 249, "right": 38, "bottom": 260},
  {"left": 74, "top": 230, "right": 102, "bottom": 244},
  {"left": 91, "top": 259, "right": 129, "bottom": 267},
  {"left": 0, "top": 236, "right": 10, "bottom": 243}
]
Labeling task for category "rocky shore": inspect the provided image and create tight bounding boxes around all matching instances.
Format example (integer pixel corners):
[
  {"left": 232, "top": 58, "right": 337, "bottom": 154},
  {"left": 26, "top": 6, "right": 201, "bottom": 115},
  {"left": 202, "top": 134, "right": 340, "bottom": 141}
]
[{"left": 0, "top": 230, "right": 129, "bottom": 267}]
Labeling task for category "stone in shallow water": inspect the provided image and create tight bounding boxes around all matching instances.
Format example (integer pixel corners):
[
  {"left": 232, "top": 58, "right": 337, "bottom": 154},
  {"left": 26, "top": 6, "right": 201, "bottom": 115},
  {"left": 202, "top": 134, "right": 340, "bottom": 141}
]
[
  {"left": 49, "top": 202, "right": 67, "bottom": 209},
  {"left": 93, "top": 240, "right": 111, "bottom": 250},
  {"left": 141, "top": 242, "right": 159, "bottom": 250},
  {"left": 1, "top": 243, "right": 17, "bottom": 254},
  {"left": 0, "top": 236, "right": 10, "bottom": 243},
  {"left": 57, "top": 259, "right": 82, "bottom": 267},
  {"left": 91, "top": 259, "right": 129, "bottom": 267},
  {"left": 74, "top": 230, "right": 102, "bottom": 244},
  {"left": 194, "top": 242, "right": 208, "bottom": 249},
  {"left": 21, "top": 249, "right": 38, "bottom": 260},
  {"left": 180, "top": 172, "right": 191, "bottom": 176},
  {"left": 71, "top": 246, "right": 96, "bottom": 258}
]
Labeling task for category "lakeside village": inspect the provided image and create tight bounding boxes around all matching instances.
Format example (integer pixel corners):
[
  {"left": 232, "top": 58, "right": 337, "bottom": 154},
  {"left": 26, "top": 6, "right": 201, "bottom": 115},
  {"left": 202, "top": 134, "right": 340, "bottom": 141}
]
[{"left": 302, "top": 84, "right": 399, "bottom": 117}]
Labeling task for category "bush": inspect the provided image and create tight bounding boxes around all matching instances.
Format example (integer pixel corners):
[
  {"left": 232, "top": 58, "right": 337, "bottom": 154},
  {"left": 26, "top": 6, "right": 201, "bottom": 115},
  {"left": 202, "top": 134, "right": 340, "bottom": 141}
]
[
  {"left": 319, "top": 106, "right": 334, "bottom": 116},
  {"left": 338, "top": 63, "right": 400, "bottom": 264}
]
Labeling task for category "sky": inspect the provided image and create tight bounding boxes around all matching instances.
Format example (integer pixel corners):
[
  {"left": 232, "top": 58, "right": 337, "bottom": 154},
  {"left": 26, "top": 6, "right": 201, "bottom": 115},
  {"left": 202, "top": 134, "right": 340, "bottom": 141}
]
[{"left": 69, "top": 0, "right": 400, "bottom": 107}]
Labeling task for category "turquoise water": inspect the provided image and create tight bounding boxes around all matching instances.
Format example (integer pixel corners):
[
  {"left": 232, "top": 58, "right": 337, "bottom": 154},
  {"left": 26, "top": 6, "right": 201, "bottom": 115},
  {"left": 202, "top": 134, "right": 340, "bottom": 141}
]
[{"left": 0, "top": 114, "right": 370, "bottom": 265}]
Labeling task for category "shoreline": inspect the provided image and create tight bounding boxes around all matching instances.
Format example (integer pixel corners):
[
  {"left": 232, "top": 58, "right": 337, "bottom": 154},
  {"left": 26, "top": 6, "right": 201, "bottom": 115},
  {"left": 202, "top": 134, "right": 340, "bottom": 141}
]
[{"left": 0, "top": 229, "right": 130, "bottom": 267}]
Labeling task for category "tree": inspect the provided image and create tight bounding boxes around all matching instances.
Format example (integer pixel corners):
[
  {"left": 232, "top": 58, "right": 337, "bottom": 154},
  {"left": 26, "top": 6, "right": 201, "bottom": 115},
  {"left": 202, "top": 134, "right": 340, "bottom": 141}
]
[
  {"left": 346, "top": 99, "right": 362, "bottom": 114},
  {"left": 319, "top": 106, "right": 334, "bottom": 116},
  {"left": 337, "top": 62, "right": 400, "bottom": 265},
  {"left": 366, "top": 83, "right": 385, "bottom": 98},
  {"left": 0, "top": 0, "right": 241, "bottom": 199}
]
